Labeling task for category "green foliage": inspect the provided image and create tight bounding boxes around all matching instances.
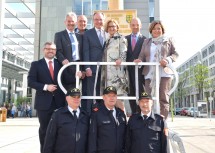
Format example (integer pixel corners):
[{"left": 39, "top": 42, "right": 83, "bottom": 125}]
[
  {"left": 190, "top": 63, "right": 210, "bottom": 100},
  {"left": 15, "top": 96, "right": 30, "bottom": 106}
]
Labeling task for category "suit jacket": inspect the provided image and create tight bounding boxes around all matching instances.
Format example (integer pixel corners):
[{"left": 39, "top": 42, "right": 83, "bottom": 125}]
[
  {"left": 83, "top": 28, "right": 104, "bottom": 73},
  {"left": 55, "top": 29, "right": 83, "bottom": 63},
  {"left": 138, "top": 37, "right": 179, "bottom": 76},
  {"left": 126, "top": 33, "right": 146, "bottom": 62},
  {"left": 28, "top": 58, "right": 65, "bottom": 110}
]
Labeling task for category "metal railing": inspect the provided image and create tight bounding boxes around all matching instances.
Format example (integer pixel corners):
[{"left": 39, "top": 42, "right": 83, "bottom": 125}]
[
  {"left": 168, "top": 130, "right": 186, "bottom": 153},
  {"left": 57, "top": 61, "right": 179, "bottom": 114}
]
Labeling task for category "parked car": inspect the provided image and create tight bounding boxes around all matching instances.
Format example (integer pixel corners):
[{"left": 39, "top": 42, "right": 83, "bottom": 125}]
[
  {"left": 212, "top": 110, "right": 215, "bottom": 115},
  {"left": 180, "top": 107, "right": 189, "bottom": 116},
  {"left": 187, "top": 107, "right": 198, "bottom": 116},
  {"left": 173, "top": 108, "right": 182, "bottom": 115}
]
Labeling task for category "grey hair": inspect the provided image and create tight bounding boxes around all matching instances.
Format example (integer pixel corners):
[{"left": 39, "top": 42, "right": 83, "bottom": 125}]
[{"left": 65, "top": 12, "right": 77, "bottom": 21}]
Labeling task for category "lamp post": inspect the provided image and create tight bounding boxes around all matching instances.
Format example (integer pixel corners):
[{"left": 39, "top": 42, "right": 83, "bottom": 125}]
[{"left": 209, "top": 88, "right": 213, "bottom": 121}]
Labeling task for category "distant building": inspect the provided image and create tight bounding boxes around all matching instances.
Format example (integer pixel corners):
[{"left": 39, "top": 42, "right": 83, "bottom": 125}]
[{"left": 175, "top": 39, "right": 215, "bottom": 110}]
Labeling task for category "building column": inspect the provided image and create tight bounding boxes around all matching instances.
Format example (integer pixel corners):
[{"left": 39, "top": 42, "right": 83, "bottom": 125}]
[
  {"left": 0, "top": 0, "right": 5, "bottom": 104},
  {"left": 108, "top": 0, "right": 124, "bottom": 10},
  {"left": 19, "top": 71, "right": 28, "bottom": 97}
]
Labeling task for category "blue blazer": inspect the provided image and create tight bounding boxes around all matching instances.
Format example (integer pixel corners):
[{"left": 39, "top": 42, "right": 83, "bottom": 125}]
[
  {"left": 28, "top": 58, "right": 65, "bottom": 110},
  {"left": 83, "top": 28, "right": 104, "bottom": 73}
]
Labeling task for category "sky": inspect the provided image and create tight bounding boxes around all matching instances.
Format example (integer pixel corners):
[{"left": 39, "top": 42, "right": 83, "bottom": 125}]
[{"left": 159, "top": 0, "right": 215, "bottom": 67}]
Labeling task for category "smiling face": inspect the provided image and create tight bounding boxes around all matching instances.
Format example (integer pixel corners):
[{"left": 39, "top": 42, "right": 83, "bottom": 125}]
[
  {"left": 77, "top": 15, "right": 87, "bottom": 31},
  {"left": 43, "top": 43, "right": 56, "bottom": 60},
  {"left": 93, "top": 12, "right": 105, "bottom": 29},
  {"left": 151, "top": 23, "right": 163, "bottom": 38},
  {"left": 103, "top": 92, "right": 117, "bottom": 109},
  {"left": 130, "top": 18, "right": 142, "bottom": 34},
  {"left": 66, "top": 95, "right": 81, "bottom": 110},
  {"left": 64, "top": 15, "right": 77, "bottom": 32},
  {"left": 107, "top": 21, "right": 118, "bottom": 36},
  {"left": 138, "top": 98, "right": 153, "bottom": 115}
]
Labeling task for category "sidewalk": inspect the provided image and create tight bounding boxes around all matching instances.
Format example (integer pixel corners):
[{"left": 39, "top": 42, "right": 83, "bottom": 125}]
[
  {"left": 167, "top": 116, "right": 215, "bottom": 153},
  {"left": 0, "top": 118, "right": 40, "bottom": 153},
  {"left": 1, "top": 116, "right": 215, "bottom": 153}
]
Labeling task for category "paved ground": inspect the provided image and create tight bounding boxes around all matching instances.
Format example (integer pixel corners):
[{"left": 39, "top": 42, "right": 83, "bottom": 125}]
[
  {"left": 167, "top": 115, "right": 215, "bottom": 153},
  {"left": 1, "top": 115, "right": 215, "bottom": 153},
  {"left": 0, "top": 118, "right": 40, "bottom": 153}
]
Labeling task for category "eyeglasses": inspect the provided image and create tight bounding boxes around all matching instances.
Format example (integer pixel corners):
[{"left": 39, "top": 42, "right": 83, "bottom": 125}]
[
  {"left": 108, "top": 25, "right": 117, "bottom": 28},
  {"left": 45, "top": 48, "right": 56, "bottom": 51}
]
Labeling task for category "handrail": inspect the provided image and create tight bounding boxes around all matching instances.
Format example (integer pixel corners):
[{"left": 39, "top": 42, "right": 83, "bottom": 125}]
[{"left": 57, "top": 62, "right": 179, "bottom": 114}]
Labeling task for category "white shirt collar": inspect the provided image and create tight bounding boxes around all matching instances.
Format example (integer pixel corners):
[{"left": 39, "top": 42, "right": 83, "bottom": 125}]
[
  {"left": 95, "top": 27, "right": 104, "bottom": 32},
  {"left": 66, "top": 28, "right": 75, "bottom": 34},
  {"left": 141, "top": 111, "right": 151, "bottom": 119},
  {"left": 68, "top": 106, "right": 80, "bottom": 117},
  {"left": 44, "top": 58, "right": 54, "bottom": 66}
]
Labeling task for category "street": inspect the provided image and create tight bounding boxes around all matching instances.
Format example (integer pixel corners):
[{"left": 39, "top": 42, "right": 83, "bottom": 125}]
[{"left": 0, "top": 116, "right": 215, "bottom": 153}]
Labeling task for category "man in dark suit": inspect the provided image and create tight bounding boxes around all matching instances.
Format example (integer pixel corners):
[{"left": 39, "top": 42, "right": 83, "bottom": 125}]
[
  {"left": 83, "top": 12, "right": 106, "bottom": 114},
  {"left": 28, "top": 42, "right": 66, "bottom": 152},
  {"left": 54, "top": 12, "right": 83, "bottom": 90},
  {"left": 74, "top": 14, "right": 89, "bottom": 112},
  {"left": 126, "top": 17, "right": 146, "bottom": 114}
]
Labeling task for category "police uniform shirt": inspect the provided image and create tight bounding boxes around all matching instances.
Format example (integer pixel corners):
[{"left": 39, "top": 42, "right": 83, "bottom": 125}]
[
  {"left": 106, "top": 107, "right": 116, "bottom": 121},
  {"left": 141, "top": 111, "right": 151, "bottom": 120},
  {"left": 68, "top": 106, "right": 80, "bottom": 118}
]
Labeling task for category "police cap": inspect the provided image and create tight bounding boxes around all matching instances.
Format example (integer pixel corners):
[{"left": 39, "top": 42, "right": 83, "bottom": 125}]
[
  {"left": 66, "top": 88, "right": 81, "bottom": 96},
  {"left": 139, "top": 91, "right": 152, "bottom": 100},
  {"left": 103, "top": 86, "right": 117, "bottom": 95}
]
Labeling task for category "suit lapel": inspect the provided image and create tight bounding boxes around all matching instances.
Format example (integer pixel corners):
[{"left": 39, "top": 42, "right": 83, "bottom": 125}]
[
  {"left": 40, "top": 58, "right": 53, "bottom": 82},
  {"left": 93, "top": 28, "right": 103, "bottom": 47},
  {"left": 54, "top": 59, "right": 60, "bottom": 83},
  {"left": 127, "top": 34, "right": 132, "bottom": 52},
  {"left": 63, "top": 30, "right": 71, "bottom": 43}
]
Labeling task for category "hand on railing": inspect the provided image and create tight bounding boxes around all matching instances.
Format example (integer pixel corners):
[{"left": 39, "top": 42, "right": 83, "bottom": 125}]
[
  {"left": 76, "top": 71, "right": 82, "bottom": 78},
  {"left": 133, "top": 59, "right": 142, "bottom": 63},
  {"left": 159, "top": 59, "right": 168, "bottom": 67},
  {"left": 115, "top": 59, "right": 122, "bottom": 67},
  {"left": 62, "top": 59, "right": 69, "bottom": 65}
]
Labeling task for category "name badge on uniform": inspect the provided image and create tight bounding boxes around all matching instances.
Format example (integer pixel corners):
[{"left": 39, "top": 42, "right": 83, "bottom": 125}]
[{"left": 103, "top": 120, "right": 111, "bottom": 124}]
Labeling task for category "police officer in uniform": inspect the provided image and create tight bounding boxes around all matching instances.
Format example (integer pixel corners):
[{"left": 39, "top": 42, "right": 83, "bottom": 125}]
[
  {"left": 43, "top": 88, "right": 89, "bottom": 153},
  {"left": 88, "top": 86, "right": 127, "bottom": 153},
  {"left": 126, "top": 92, "right": 167, "bottom": 153}
]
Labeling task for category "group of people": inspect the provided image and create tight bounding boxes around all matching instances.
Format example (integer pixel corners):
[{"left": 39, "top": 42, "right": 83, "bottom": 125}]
[{"left": 27, "top": 11, "right": 178, "bottom": 153}]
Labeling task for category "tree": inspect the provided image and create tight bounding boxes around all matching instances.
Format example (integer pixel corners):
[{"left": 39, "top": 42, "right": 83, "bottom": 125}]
[
  {"left": 174, "top": 70, "right": 189, "bottom": 107},
  {"left": 190, "top": 63, "right": 210, "bottom": 100}
]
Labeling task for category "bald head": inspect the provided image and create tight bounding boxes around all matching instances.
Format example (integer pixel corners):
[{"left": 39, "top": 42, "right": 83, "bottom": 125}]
[{"left": 130, "top": 17, "right": 142, "bottom": 34}]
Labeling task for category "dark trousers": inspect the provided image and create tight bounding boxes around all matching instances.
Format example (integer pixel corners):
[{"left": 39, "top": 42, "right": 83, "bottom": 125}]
[
  {"left": 86, "top": 72, "right": 101, "bottom": 114},
  {"left": 81, "top": 77, "right": 88, "bottom": 111},
  {"left": 128, "top": 66, "right": 145, "bottom": 114},
  {"left": 37, "top": 101, "right": 57, "bottom": 153}
]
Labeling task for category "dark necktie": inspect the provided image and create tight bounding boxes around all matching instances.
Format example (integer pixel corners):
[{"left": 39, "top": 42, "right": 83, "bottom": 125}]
[
  {"left": 73, "top": 110, "right": 77, "bottom": 122},
  {"left": 48, "top": 61, "right": 54, "bottom": 80},
  {"left": 143, "top": 115, "right": 148, "bottom": 120},
  {"left": 109, "top": 110, "right": 116, "bottom": 123}
]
